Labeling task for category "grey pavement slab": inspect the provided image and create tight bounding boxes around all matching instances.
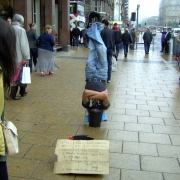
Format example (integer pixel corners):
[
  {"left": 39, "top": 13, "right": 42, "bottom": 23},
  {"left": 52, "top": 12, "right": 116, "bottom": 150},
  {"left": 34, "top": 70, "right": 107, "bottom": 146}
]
[
  {"left": 153, "top": 124, "right": 180, "bottom": 135},
  {"left": 157, "top": 144, "right": 180, "bottom": 158},
  {"left": 125, "top": 122, "right": 153, "bottom": 133},
  {"left": 137, "top": 117, "right": 164, "bottom": 125},
  {"left": 110, "top": 153, "right": 140, "bottom": 170},
  {"left": 108, "top": 130, "right": 138, "bottom": 142},
  {"left": 170, "top": 135, "right": 180, "bottom": 145},
  {"left": 139, "top": 132, "right": 171, "bottom": 144},
  {"left": 149, "top": 111, "right": 175, "bottom": 118},
  {"left": 111, "top": 114, "right": 137, "bottom": 123},
  {"left": 123, "top": 142, "right": 158, "bottom": 156},
  {"left": 163, "top": 173, "right": 180, "bottom": 180},
  {"left": 164, "top": 118, "right": 180, "bottom": 126},
  {"left": 109, "top": 140, "right": 123, "bottom": 153},
  {"left": 141, "top": 156, "right": 180, "bottom": 173},
  {"left": 126, "top": 109, "right": 150, "bottom": 117},
  {"left": 121, "top": 169, "right": 163, "bottom": 180}
]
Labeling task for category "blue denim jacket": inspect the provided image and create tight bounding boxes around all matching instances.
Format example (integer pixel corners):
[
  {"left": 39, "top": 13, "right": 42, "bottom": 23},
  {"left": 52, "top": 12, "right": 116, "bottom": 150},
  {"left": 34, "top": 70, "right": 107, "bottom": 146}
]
[{"left": 85, "top": 23, "right": 107, "bottom": 81}]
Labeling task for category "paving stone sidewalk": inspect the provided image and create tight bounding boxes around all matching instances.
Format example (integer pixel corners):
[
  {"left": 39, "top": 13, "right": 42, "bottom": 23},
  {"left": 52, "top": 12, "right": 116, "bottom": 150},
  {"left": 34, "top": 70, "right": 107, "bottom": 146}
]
[{"left": 6, "top": 46, "right": 180, "bottom": 180}]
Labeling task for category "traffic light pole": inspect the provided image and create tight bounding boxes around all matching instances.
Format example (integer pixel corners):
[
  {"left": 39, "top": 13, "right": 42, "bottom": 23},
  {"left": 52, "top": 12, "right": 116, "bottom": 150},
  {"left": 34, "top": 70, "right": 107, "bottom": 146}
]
[{"left": 136, "top": 4, "right": 140, "bottom": 50}]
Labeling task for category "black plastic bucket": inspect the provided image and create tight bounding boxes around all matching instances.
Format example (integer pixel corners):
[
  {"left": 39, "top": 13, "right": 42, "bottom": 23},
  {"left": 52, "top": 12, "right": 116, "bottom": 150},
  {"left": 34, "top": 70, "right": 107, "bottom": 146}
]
[{"left": 88, "top": 109, "right": 103, "bottom": 127}]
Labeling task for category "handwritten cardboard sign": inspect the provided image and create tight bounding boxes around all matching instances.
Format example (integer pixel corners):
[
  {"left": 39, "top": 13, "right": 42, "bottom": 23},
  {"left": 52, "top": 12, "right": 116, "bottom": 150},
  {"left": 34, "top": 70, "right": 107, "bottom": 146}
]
[{"left": 53, "top": 139, "right": 109, "bottom": 174}]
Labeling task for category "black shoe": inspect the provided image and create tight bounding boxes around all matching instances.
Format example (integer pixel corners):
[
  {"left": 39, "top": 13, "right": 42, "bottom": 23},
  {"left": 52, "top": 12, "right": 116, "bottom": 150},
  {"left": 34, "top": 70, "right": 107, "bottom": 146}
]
[
  {"left": 12, "top": 96, "right": 21, "bottom": 100},
  {"left": 125, "top": 54, "right": 127, "bottom": 58},
  {"left": 20, "top": 92, "right": 28, "bottom": 97},
  {"left": 114, "top": 55, "right": 118, "bottom": 61}
]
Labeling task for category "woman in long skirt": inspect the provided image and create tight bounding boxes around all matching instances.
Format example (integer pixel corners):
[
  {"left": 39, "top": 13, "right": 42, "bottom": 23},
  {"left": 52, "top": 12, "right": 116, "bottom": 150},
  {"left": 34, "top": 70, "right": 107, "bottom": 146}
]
[{"left": 36, "top": 25, "right": 59, "bottom": 76}]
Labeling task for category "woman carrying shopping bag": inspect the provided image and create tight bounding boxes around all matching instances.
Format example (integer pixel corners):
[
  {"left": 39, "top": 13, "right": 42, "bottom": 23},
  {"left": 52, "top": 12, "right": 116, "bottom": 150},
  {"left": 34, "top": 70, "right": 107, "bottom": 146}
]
[{"left": 0, "top": 17, "right": 17, "bottom": 180}]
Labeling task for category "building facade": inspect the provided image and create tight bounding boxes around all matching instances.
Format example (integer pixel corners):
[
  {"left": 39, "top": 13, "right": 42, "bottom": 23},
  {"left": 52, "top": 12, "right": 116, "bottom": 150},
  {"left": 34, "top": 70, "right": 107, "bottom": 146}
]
[
  {"left": 0, "top": 0, "right": 70, "bottom": 48},
  {"left": 84, "top": 0, "right": 115, "bottom": 22},
  {"left": 159, "top": 0, "right": 180, "bottom": 27},
  {"left": 0, "top": 0, "right": 126, "bottom": 47}
]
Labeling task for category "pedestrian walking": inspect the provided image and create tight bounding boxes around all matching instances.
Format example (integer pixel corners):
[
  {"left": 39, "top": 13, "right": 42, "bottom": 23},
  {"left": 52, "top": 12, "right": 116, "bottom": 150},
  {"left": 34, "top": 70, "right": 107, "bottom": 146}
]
[
  {"left": 81, "top": 26, "right": 88, "bottom": 48},
  {"left": 36, "top": 25, "right": 59, "bottom": 76},
  {"left": 130, "top": 28, "right": 136, "bottom": 50},
  {"left": 26, "top": 23, "right": 38, "bottom": 72},
  {"left": 101, "top": 19, "right": 115, "bottom": 83},
  {"left": 122, "top": 28, "right": 132, "bottom": 58},
  {"left": 164, "top": 28, "right": 171, "bottom": 54},
  {"left": 0, "top": 17, "right": 17, "bottom": 180},
  {"left": 112, "top": 23, "right": 122, "bottom": 60},
  {"left": 175, "top": 32, "right": 180, "bottom": 60},
  {"left": 160, "top": 28, "right": 166, "bottom": 52},
  {"left": 11, "top": 14, "right": 30, "bottom": 100},
  {"left": 143, "top": 28, "right": 153, "bottom": 55},
  {"left": 72, "top": 25, "right": 81, "bottom": 46}
]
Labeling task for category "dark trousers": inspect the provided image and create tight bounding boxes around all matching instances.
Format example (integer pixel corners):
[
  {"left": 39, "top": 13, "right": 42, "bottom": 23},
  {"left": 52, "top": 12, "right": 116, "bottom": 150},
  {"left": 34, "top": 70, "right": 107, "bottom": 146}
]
[
  {"left": 0, "top": 162, "right": 8, "bottom": 180},
  {"left": 161, "top": 41, "right": 165, "bottom": 51},
  {"left": 29, "top": 48, "right": 38, "bottom": 72},
  {"left": 144, "top": 42, "right": 151, "bottom": 53},
  {"left": 73, "top": 37, "right": 79, "bottom": 46},
  {"left": 115, "top": 43, "right": 121, "bottom": 57},
  {"left": 164, "top": 41, "right": 169, "bottom": 53},
  {"left": 123, "top": 42, "right": 129, "bottom": 55},
  {"left": 107, "top": 48, "right": 113, "bottom": 81},
  {"left": 11, "top": 85, "right": 27, "bottom": 97}
]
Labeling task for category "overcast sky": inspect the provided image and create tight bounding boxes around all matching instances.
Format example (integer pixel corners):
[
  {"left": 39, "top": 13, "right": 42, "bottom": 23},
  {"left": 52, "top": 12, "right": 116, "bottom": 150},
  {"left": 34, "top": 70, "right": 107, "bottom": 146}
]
[{"left": 128, "top": 0, "right": 161, "bottom": 21}]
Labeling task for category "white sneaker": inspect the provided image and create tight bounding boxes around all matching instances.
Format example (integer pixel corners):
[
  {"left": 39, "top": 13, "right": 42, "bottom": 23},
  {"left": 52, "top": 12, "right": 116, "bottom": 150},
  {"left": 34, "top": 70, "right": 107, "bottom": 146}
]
[{"left": 107, "top": 80, "right": 111, "bottom": 83}]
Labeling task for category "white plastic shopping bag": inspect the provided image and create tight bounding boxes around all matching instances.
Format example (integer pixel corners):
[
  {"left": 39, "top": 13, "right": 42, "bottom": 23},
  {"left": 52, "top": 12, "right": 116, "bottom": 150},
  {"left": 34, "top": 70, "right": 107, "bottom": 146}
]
[
  {"left": 21, "top": 66, "right": 31, "bottom": 84},
  {"left": 112, "top": 56, "right": 117, "bottom": 72}
]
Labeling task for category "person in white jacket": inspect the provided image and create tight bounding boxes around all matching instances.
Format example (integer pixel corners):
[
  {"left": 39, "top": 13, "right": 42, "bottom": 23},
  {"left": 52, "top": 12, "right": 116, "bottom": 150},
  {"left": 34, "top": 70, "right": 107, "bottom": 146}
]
[{"left": 11, "top": 14, "right": 30, "bottom": 100}]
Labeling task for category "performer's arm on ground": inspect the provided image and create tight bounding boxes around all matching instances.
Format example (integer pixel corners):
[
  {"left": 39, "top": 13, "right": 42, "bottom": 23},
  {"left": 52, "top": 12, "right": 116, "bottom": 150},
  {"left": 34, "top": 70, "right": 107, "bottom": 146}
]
[{"left": 82, "top": 89, "right": 110, "bottom": 106}]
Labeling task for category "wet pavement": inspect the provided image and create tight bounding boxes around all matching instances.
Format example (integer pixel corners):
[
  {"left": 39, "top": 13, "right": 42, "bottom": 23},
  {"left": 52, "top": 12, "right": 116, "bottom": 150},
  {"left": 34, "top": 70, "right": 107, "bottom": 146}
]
[{"left": 6, "top": 46, "right": 180, "bottom": 180}]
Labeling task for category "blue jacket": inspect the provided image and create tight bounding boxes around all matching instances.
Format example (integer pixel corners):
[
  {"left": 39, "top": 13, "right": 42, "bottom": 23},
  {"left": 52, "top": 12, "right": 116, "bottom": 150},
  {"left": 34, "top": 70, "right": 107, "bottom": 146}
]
[{"left": 38, "top": 33, "right": 55, "bottom": 52}]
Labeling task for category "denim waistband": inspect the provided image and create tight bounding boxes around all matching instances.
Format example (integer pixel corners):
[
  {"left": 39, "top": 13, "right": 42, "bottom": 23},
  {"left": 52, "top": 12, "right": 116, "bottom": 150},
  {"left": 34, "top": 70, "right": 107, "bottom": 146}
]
[{"left": 86, "top": 78, "right": 106, "bottom": 82}]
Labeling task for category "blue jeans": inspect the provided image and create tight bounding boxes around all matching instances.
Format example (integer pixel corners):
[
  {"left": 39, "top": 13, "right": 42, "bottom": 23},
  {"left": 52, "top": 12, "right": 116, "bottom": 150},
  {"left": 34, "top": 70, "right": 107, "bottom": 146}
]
[
  {"left": 115, "top": 43, "right": 121, "bottom": 57},
  {"left": 123, "top": 42, "right": 129, "bottom": 55},
  {"left": 107, "top": 48, "right": 113, "bottom": 81},
  {"left": 85, "top": 23, "right": 107, "bottom": 81},
  {"left": 73, "top": 36, "right": 79, "bottom": 46}
]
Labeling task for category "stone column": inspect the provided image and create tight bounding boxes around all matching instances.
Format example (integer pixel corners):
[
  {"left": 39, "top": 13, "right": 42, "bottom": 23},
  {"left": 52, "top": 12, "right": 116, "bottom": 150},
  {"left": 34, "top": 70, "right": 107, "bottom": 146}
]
[
  {"left": 13, "top": 0, "right": 32, "bottom": 30},
  {"left": 58, "top": 0, "right": 70, "bottom": 50},
  {"left": 44, "top": 0, "right": 55, "bottom": 25}
]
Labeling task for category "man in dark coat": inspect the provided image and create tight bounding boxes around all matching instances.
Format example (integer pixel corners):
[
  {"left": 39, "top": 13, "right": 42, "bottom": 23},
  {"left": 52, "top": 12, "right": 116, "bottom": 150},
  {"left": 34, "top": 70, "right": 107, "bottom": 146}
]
[
  {"left": 130, "top": 28, "right": 136, "bottom": 50},
  {"left": 72, "top": 25, "right": 81, "bottom": 46},
  {"left": 26, "top": 23, "right": 38, "bottom": 72},
  {"left": 101, "top": 19, "right": 115, "bottom": 83},
  {"left": 122, "top": 28, "right": 132, "bottom": 58},
  {"left": 143, "top": 28, "right": 153, "bottom": 54},
  {"left": 164, "top": 28, "right": 171, "bottom": 54}
]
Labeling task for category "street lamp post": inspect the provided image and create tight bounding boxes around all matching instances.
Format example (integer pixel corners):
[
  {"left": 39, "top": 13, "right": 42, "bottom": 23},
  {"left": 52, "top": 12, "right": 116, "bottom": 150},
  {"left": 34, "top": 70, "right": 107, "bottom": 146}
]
[{"left": 136, "top": 4, "right": 140, "bottom": 50}]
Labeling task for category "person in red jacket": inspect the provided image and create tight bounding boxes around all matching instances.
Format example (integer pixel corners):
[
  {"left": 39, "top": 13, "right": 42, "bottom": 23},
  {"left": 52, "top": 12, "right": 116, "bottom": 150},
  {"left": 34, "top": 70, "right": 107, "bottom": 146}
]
[{"left": 112, "top": 23, "right": 122, "bottom": 60}]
